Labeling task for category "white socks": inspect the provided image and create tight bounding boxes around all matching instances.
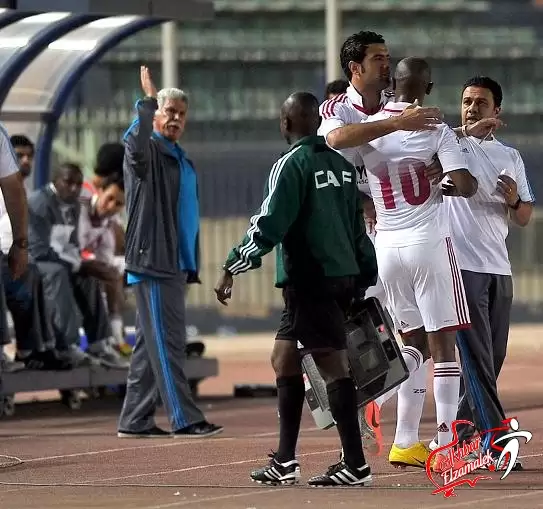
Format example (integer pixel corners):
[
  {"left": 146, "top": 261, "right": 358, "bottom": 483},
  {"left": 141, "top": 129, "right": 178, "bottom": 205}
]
[
  {"left": 375, "top": 346, "right": 424, "bottom": 409},
  {"left": 372, "top": 345, "right": 429, "bottom": 449},
  {"left": 392, "top": 354, "right": 429, "bottom": 449},
  {"left": 111, "top": 316, "right": 124, "bottom": 345},
  {"left": 434, "top": 361, "right": 461, "bottom": 447}
]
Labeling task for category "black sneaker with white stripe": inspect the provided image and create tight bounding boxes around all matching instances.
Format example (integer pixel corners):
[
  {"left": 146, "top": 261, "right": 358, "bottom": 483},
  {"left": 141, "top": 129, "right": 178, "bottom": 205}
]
[
  {"left": 250, "top": 453, "right": 301, "bottom": 485},
  {"left": 307, "top": 460, "right": 372, "bottom": 487},
  {"left": 463, "top": 451, "right": 523, "bottom": 472}
]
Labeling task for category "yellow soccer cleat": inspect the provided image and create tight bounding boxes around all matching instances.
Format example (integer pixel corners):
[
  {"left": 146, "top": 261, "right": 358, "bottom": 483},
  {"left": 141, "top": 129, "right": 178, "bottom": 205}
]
[
  {"left": 430, "top": 451, "right": 467, "bottom": 473},
  {"left": 116, "top": 341, "right": 133, "bottom": 358},
  {"left": 389, "top": 442, "right": 430, "bottom": 470}
]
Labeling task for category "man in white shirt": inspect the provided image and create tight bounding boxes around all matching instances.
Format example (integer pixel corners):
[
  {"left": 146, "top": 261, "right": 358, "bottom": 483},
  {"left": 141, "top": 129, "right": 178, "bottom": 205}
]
[
  {"left": 318, "top": 30, "right": 443, "bottom": 451},
  {"left": 78, "top": 171, "right": 131, "bottom": 356},
  {"left": 437, "top": 76, "right": 535, "bottom": 469},
  {"left": 359, "top": 58, "right": 478, "bottom": 472},
  {"left": 80, "top": 142, "right": 126, "bottom": 253}
]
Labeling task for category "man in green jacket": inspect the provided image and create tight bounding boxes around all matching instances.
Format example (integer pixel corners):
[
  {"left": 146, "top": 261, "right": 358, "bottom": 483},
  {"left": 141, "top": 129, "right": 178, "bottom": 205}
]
[{"left": 215, "top": 92, "right": 377, "bottom": 487}]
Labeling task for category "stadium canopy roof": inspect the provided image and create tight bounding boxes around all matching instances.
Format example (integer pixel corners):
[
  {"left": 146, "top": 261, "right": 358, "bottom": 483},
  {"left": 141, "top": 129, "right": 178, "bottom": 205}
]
[{"left": 0, "top": 2, "right": 214, "bottom": 188}]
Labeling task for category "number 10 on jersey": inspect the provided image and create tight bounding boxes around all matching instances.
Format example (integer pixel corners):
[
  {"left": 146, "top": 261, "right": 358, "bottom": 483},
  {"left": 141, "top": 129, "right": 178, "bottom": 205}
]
[{"left": 376, "top": 159, "right": 432, "bottom": 210}]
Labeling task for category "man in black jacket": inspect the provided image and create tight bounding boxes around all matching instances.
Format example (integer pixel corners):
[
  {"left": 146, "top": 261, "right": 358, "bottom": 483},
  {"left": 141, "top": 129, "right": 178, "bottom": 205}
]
[{"left": 117, "top": 66, "right": 222, "bottom": 439}]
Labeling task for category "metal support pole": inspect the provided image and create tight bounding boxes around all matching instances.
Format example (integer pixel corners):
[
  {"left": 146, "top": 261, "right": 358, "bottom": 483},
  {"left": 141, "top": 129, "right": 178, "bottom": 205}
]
[
  {"left": 161, "top": 21, "right": 178, "bottom": 88},
  {"left": 325, "top": 0, "right": 341, "bottom": 84}
]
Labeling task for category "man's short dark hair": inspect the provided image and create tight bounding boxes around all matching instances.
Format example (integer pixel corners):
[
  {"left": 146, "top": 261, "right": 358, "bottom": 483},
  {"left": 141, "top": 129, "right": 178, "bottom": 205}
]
[
  {"left": 52, "top": 162, "right": 82, "bottom": 181},
  {"left": 325, "top": 79, "right": 349, "bottom": 98},
  {"left": 462, "top": 76, "right": 503, "bottom": 108},
  {"left": 340, "top": 31, "right": 385, "bottom": 80},
  {"left": 98, "top": 171, "right": 124, "bottom": 192},
  {"left": 10, "top": 134, "right": 34, "bottom": 152},
  {"left": 95, "top": 142, "right": 124, "bottom": 177}
]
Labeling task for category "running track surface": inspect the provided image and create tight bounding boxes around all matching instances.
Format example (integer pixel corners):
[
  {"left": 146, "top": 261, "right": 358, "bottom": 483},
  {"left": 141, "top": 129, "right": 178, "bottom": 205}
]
[{"left": 1, "top": 345, "right": 542, "bottom": 509}]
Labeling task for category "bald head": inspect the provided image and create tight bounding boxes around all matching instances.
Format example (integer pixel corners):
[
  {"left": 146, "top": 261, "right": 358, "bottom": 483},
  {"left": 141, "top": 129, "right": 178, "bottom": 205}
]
[
  {"left": 280, "top": 92, "right": 320, "bottom": 144},
  {"left": 393, "top": 57, "right": 433, "bottom": 104}
]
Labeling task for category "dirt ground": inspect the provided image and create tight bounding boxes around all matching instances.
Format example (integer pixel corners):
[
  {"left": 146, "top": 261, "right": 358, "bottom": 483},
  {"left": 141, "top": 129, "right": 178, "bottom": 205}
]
[{"left": 1, "top": 325, "right": 542, "bottom": 509}]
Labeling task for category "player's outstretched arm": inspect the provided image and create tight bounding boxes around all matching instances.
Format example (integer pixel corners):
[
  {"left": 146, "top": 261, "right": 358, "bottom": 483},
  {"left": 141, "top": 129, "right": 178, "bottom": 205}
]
[
  {"left": 326, "top": 103, "right": 442, "bottom": 150},
  {"left": 123, "top": 66, "right": 158, "bottom": 179},
  {"left": 438, "top": 125, "right": 478, "bottom": 198},
  {"left": 222, "top": 153, "right": 308, "bottom": 276},
  {"left": 453, "top": 118, "right": 505, "bottom": 139}
]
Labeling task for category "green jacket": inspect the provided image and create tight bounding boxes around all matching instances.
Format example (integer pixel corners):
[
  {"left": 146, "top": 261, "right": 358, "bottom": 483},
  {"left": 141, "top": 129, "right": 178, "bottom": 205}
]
[{"left": 223, "top": 136, "right": 377, "bottom": 289}]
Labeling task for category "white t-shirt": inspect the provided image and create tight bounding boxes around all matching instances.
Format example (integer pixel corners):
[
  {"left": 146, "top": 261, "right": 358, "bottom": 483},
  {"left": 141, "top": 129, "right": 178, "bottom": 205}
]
[
  {"left": 359, "top": 101, "right": 468, "bottom": 248},
  {"left": 0, "top": 125, "right": 19, "bottom": 180},
  {"left": 318, "top": 84, "right": 392, "bottom": 194},
  {"left": 78, "top": 194, "right": 123, "bottom": 273},
  {"left": 80, "top": 180, "right": 124, "bottom": 227},
  {"left": 445, "top": 136, "right": 535, "bottom": 276},
  {"left": 0, "top": 125, "right": 24, "bottom": 251}
]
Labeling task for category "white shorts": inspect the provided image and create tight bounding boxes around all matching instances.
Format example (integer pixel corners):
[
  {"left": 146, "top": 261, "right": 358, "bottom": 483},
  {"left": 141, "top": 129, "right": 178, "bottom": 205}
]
[
  {"left": 365, "top": 229, "right": 398, "bottom": 331},
  {"left": 365, "top": 228, "right": 387, "bottom": 303},
  {"left": 375, "top": 236, "right": 470, "bottom": 334}
]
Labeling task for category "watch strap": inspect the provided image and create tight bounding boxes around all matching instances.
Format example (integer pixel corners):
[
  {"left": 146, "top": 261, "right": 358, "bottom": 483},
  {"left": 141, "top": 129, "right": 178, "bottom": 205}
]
[{"left": 509, "top": 196, "right": 521, "bottom": 210}]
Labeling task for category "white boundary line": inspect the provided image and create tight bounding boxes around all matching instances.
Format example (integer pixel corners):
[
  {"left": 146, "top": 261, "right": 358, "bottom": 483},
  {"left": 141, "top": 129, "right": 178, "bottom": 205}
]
[
  {"left": 89, "top": 447, "right": 426, "bottom": 484},
  {"left": 140, "top": 480, "right": 543, "bottom": 509},
  {"left": 2, "top": 424, "right": 543, "bottom": 503}
]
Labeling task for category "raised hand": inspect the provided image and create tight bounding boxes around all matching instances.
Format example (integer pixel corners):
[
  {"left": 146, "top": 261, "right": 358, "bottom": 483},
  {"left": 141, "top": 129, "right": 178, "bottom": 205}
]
[{"left": 140, "top": 65, "right": 157, "bottom": 98}]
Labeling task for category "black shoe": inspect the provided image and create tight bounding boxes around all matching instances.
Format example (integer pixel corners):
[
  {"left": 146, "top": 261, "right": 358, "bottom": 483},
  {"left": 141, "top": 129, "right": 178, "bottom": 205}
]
[
  {"left": 1, "top": 351, "right": 25, "bottom": 372},
  {"left": 174, "top": 421, "right": 223, "bottom": 438},
  {"left": 117, "top": 426, "right": 171, "bottom": 438},
  {"left": 58, "top": 345, "right": 100, "bottom": 367},
  {"left": 307, "top": 460, "right": 372, "bottom": 487},
  {"left": 16, "top": 350, "right": 73, "bottom": 371},
  {"left": 88, "top": 342, "right": 130, "bottom": 369},
  {"left": 250, "top": 452, "right": 301, "bottom": 485},
  {"left": 489, "top": 454, "right": 523, "bottom": 472}
]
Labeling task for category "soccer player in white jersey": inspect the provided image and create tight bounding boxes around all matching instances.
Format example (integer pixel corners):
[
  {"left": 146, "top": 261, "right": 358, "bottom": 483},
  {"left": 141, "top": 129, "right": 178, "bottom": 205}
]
[
  {"left": 432, "top": 76, "right": 533, "bottom": 471},
  {"left": 318, "top": 31, "right": 443, "bottom": 453},
  {"left": 360, "top": 58, "right": 479, "bottom": 472}
]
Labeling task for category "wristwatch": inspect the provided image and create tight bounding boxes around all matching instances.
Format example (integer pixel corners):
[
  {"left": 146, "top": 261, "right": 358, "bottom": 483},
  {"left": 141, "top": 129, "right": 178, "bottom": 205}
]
[
  {"left": 13, "top": 238, "right": 28, "bottom": 249},
  {"left": 509, "top": 196, "right": 521, "bottom": 210}
]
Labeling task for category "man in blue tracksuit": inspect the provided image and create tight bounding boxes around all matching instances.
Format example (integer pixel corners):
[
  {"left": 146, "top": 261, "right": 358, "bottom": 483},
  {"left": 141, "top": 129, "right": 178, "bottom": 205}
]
[{"left": 117, "top": 66, "right": 223, "bottom": 438}]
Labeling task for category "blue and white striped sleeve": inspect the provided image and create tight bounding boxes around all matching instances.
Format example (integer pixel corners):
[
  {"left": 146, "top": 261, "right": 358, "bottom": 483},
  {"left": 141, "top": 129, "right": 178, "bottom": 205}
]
[{"left": 0, "top": 124, "right": 19, "bottom": 179}]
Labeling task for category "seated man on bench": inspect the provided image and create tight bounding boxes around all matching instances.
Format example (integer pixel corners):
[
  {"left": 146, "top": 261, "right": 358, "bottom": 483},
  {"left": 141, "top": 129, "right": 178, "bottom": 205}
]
[
  {"left": 27, "top": 162, "right": 128, "bottom": 369},
  {"left": 79, "top": 170, "right": 132, "bottom": 357},
  {"left": 0, "top": 134, "right": 70, "bottom": 371}
]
